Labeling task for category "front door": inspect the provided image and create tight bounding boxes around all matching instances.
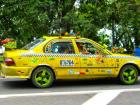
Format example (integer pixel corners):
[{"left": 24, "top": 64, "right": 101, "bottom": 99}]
[{"left": 75, "top": 39, "right": 117, "bottom": 77}]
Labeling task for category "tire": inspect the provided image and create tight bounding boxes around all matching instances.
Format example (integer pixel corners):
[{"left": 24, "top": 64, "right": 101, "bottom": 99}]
[
  {"left": 31, "top": 67, "right": 55, "bottom": 88},
  {"left": 119, "top": 65, "right": 138, "bottom": 85}
]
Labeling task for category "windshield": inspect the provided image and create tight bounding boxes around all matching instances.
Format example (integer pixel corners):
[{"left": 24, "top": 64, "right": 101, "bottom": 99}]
[{"left": 22, "top": 38, "right": 45, "bottom": 50}]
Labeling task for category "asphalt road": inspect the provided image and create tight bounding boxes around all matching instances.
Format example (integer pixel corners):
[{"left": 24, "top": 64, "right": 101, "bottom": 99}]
[{"left": 0, "top": 78, "right": 140, "bottom": 105}]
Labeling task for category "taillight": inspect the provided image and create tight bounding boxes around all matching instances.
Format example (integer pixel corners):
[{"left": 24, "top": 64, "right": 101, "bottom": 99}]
[{"left": 5, "top": 58, "right": 15, "bottom": 66}]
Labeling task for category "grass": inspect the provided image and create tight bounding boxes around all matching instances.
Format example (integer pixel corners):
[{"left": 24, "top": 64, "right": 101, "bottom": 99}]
[{"left": 0, "top": 56, "right": 4, "bottom": 62}]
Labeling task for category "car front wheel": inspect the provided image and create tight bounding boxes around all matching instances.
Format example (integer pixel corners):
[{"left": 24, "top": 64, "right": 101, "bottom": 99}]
[{"left": 119, "top": 65, "right": 138, "bottom": 85}]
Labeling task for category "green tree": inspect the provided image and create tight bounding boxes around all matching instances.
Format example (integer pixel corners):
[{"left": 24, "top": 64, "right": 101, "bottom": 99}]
[{"left": 0, "top": 0, "right": 140, "bottom": 53}]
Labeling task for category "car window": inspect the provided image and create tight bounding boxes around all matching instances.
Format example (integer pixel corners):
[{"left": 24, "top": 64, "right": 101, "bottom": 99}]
[
  {"left": 46, "top": 41, "right": 75, "bottom": 54},
  {"left": 76, "top": 41, "right": 100, "bottom": 55},
  {"left": 22, "top": 38, "right": 45, "bottom": 50}
]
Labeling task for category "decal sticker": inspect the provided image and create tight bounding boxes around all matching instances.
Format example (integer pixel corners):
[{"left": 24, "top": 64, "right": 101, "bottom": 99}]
[
  {"left": 68, "top": 70, "right": 74, "bottom": 74},
  {"left": 17, "top": 71, "right": 24, "bottom": 74},
  {"left": 31, "top": 58, "right": 39, "bottom": 63},
  {"left": 82, "top": 58, "right": 87, "bottom": 61},
  {"left": 68, "top": 70, "right": 80, "bottom": 75},
  {"left": 75, "top": 72, "right": 80, "bottom": 74},
  {"left": 98, "top": 70, "right": 105, "bottom": 72},
  {"left": 60, "top": 60, "right": 74, "bottom": 66},
  {"left": 101, "top": 70, "right": 105, "bottom": 72},
  {"left": 80, "top": 72, "right": 85, "bottom": 75},
  {"left": 116, "top": 59, "right": 119, "bottom": 62},
  {"left": 86, "top": 69, "right": 89, "bottom": 72},
  {"left": 96, "top": 55, "right": 103, "bottom": 63},
  {"left": 107, "top": 70, "right": 112, "bottom": 74},
  {"left": 87, "top": 63, "right": 93, "bottom": 66},
  {"left": 48, "top": 57, "right": 55, "bottom": 60}
]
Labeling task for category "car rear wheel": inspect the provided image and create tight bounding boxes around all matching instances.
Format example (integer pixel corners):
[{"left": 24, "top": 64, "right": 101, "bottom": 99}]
[
  {"left": 119, "top": 65, "right": 138, "bottom": 85},
  {"left": 31, "top": 67, "right": 55, "bottom": 88}
]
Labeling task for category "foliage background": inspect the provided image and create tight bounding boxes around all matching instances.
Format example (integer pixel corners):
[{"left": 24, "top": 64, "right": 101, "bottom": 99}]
[{"left": 0, "top": 0, "right": 140, "bottom": 52}]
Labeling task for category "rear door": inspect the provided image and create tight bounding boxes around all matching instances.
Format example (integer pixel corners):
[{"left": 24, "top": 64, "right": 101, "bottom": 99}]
[{"left": 45, "top": 39, "right": 80, "bottom": 78}]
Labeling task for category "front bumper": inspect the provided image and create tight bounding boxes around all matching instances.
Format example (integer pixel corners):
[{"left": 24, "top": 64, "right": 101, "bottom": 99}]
[{"left": 0, "top": 63, "right": 33, "bottom": 79}]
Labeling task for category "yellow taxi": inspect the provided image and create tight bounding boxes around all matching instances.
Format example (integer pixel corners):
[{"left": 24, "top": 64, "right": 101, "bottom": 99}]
[{"left": 1, "top": 36, "right": 140, "bottom": 88}]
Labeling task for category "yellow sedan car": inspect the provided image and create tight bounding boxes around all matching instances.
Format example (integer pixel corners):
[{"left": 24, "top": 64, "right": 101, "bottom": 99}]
[{"left": 1, "top": 36, "right": 140, "bottom": 88}]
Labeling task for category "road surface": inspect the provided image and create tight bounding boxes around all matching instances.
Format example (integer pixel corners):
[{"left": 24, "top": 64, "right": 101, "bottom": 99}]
[{"left": 0, "top": 78, "right": 140, "bottom": 105}]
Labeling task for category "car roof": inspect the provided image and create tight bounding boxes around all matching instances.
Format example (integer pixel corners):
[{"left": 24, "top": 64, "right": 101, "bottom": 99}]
[{"left": 42, "top": 36, "right": 86, "bottom": 40}]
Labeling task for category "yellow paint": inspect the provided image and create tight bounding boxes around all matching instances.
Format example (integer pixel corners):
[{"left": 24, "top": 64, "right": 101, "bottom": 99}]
[{"left": 1, "top": 36, "right": 140, "bottom": 80}]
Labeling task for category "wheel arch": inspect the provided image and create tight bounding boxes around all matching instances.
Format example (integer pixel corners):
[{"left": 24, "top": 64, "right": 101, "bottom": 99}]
[
  {"left": 30, "top": 64, "right": 56, "bottom": 79},
  {"left": 119, "top": 63, "right": 140, "bottom": 77}
]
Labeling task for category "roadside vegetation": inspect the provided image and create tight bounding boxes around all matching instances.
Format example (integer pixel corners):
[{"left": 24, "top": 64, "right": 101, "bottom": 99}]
[{"left": 0, "top": 0, "right": 140, "bottom": 53}]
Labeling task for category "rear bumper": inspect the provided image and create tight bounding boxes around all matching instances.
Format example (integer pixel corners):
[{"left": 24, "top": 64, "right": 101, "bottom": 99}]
[{"left": 0, "top": 63, "right": 33, "bottom": 79}]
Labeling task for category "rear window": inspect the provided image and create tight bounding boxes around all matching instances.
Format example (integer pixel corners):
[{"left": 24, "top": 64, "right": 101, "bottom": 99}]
[{"left": 22, "top": 38, "right": 45, "bottom": 50}]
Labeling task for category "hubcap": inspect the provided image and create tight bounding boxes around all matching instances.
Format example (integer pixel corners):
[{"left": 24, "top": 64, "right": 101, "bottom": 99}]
[
  {"left": 122, "top": 67, "right": 137, "bottom": 84},
  {"left": 35, "top": 68, "right": 51, "bottom": 86}
]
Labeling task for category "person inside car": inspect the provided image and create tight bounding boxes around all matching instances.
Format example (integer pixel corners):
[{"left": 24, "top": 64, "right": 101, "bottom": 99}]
[{"left": 76, "top": 42, "right": 89, "bottom": 54}]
